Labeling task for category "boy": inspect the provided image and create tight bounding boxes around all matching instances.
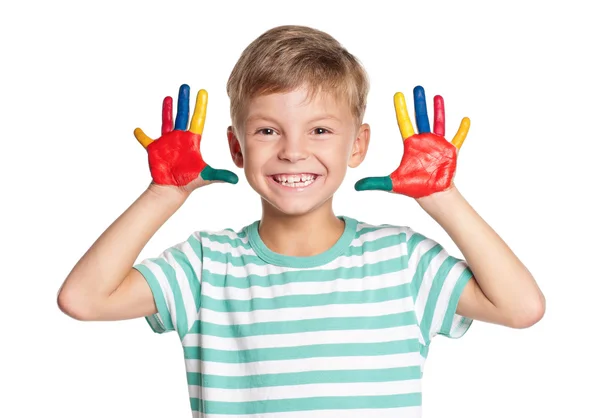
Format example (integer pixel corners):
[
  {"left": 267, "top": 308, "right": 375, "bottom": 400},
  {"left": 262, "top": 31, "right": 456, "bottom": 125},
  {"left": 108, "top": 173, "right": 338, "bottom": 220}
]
[{"left": 57, "top": 25, "right": 545, "bottom": 417}]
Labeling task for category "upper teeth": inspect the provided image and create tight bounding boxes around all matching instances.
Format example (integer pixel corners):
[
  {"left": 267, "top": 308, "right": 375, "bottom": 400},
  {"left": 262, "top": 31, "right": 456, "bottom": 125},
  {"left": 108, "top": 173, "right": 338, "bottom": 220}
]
[{"left": 274, "top": 174, "right": 316, "bottom": 183}]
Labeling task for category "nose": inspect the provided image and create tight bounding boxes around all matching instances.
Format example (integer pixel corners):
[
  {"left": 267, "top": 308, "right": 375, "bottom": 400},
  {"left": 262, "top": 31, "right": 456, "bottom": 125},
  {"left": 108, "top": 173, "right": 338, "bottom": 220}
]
[{"left": 277, "top": 135, "right": 310, "bottom": 163}]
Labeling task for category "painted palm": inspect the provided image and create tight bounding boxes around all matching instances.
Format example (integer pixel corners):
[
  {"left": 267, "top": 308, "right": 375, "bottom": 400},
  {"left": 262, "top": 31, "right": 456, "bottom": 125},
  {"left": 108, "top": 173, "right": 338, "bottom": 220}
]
[{"left": 355, "top": 86, "right": 470, "bottom": 198}]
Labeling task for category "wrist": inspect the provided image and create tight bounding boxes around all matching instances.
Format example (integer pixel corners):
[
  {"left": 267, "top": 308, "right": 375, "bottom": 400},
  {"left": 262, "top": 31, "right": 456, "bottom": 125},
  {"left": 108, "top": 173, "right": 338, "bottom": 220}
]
[
  {"left": 146, "top": 182, "right": 191, "bottom": 204},
  {"left": 416, "top": 184, "right": 463, "bottom": 215}
]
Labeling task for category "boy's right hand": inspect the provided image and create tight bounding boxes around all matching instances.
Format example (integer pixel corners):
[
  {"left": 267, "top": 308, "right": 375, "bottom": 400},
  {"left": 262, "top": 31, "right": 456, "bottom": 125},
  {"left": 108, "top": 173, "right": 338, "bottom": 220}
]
[{"left": 134, "top": 84, "right": 239, "bottom": 195}]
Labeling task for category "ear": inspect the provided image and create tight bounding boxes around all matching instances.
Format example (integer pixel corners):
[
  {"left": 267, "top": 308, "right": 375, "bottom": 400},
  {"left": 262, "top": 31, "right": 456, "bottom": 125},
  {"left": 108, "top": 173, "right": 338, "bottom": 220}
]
[
  {"left": 348, "top": 123, "right": 371, "bottom": 168},
  {"left": 227, "top": 126, "right": 244, "bottom": 168}
]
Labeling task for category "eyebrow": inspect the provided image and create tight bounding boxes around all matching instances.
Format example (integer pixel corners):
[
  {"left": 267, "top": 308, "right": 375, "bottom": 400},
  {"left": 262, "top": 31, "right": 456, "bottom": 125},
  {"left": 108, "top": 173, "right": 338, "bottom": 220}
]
[{"left": 246, "top": 114, "right": 341, "bottom": 124}]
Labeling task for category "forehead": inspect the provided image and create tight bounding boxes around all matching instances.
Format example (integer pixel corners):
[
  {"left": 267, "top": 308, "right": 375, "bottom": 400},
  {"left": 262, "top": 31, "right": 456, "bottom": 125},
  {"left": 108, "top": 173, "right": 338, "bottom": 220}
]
[{"left": 245, "top": 87, "right": 351, "bottom": 122}]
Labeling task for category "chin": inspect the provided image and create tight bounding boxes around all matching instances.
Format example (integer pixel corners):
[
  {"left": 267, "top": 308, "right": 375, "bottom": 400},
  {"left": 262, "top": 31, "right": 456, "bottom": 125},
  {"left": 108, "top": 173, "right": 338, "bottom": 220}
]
[{"left": 266, "top": 198, "right": 327, "bottom": 217}]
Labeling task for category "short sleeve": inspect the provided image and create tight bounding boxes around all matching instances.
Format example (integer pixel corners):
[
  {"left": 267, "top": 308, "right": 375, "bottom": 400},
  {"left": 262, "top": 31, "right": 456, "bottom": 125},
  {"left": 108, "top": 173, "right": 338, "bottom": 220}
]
[
  {"left": 405, "top": 227, "right": 473, "bottom": 345},
  {"left": 133, "top": 232, "right": 203, "bottom": 339}
]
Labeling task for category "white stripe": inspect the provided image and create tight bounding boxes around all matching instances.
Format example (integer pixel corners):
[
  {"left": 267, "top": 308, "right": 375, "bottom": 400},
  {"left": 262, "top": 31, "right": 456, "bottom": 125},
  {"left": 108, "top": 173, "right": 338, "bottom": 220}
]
[
  {"left": 203, "top": 237, "right": 256, "bottom": 256},
  {"left": 414, "top": 247, "right": 449, "bottom": 325},
  {"left": 194, "top": 297, "right": 414, "bottom": 328},
  {"left": 185, "top": 352, "right": 423, "bottom": 376},
  {"left": 184, "top": 325, "right": 420, "bottom": 350},
  {"left": 193, "top": 406, "right": 421, "bottom": 418},
  {"left": 203, "top": 244, "right": 404, "bottom": 278},
  {"left": 143, "top": 259, "right": 179, "bottom": 331},
  {"left": 406, "top": 233, "right": 438, "bottom": 272},
  {"left": 349, "top": 225, "right": 404, "bottom": 246},
  {"left": 200, "top": 225, "right": 406, "bottom": 262},
  {"left": 167, "top": 245, "right": 199, "bottom": 334},
  {"left": 200, "top": 268, "right": 411, "bottom": 301},
  {"left": 181, "top": 238, "right": 203, "bottom": 284},
  {"left": 430, "top": 261, "right": 468, "bottom": 339},
  {"left": 203, "top": 228, "right": 250, "bottom": 243},
  {"left": 188, "top": 379, "right": 421, "bottom": 403}
]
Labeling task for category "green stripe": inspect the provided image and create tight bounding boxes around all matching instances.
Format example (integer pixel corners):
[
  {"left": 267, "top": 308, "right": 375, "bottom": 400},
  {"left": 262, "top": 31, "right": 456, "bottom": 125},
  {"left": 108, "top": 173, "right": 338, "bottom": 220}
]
[
  {"left": 406, "top": 232, "right": 427, "bottom": 258},
  {"left": 133, "top": 264, "right": 174, "bottom": 332},
  {"left": 419, "top": 256, "right": 460, "bottom": 344},
  {"left": 191, "top": 393, "right": 421, "bottom": 413},
  {"left": 184, "top": 339, "right": 420, "bottom": 362},
  {"left": 199, "top": 283, "right": 412, "bottom": 313},
  {"left": 201, "top": 229, "right": 252, "bottom": 250},
  {"left": 189, "top": 312, "right": 417, "bottom": 336},
  {"left": 203, "top": 233, "right": 406, "bottom": 268},
  {"left": 144, "top": 312, "right": 165, "bottom": 333},
  {"left": 352, "top": 224, "right": 406, "bottom": 239},
  {"left": 172, "top": 242, "right": 202, "bottom": 314},
  {"left": 187, "top": 366, "right": 421, "bottom": 388},
  {"left": 440, "top": 267, "right": 473, "bottom": 336},
  {"left": 185, "top": 234, "right": 203, "bottom": 259},
  {"left": 152, "top": 258, "right": 188, "bottom": 339},
  {"left": 411, "top": 244, "right": 443, "bottom": 300},
  {"left": 199, "top": 225, "right": 406, "bottom": 255},
  {"left": 201, "top": 256, "right": 408, "bottom": 289}
]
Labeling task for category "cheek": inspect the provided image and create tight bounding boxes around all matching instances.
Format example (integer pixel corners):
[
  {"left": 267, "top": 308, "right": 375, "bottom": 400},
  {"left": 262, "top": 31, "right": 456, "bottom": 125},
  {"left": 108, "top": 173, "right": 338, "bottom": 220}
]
[{"left": 322, "top": 138, "right": 354, "bottom": 164}]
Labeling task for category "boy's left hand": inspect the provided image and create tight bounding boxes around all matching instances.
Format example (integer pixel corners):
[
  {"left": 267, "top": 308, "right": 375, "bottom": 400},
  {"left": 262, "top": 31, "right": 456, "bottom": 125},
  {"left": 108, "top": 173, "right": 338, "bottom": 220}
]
[{"left": 355, "top": 86, "right": 470, "bottom": 199}]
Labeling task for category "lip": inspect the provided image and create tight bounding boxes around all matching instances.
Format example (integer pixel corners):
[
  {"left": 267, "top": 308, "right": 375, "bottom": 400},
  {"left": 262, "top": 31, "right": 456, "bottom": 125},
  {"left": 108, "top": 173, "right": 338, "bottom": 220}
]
[{"left": 267, "top": 174, "right": 322, "bottom": 192}]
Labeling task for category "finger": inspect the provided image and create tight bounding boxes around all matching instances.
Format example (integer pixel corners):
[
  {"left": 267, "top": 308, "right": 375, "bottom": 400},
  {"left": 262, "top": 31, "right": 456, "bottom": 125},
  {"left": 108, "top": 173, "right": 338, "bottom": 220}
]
[
  {"left": 174, "top": 84, "right": 190, "bottom": 131},
  {"left": 451, "top": 117, "right": 470, "bottom": 150},
  {"left": 134, "top": 128, "right": 153, "bottom": 148},
  {"left": 354, "top": 176, "right": 392, "bottom": 192},
  {"left": 200, "top": 165, "right": 239, "bottom": 184},
  {"left": 394, "top": 92, "right": 415, "bottom": 140},
  {"left": 433, "top": 95, "right": 445, "bottom": 136},
  {"left": 161, "top": 96, "right": 174, "bottom": 135},
  {"left": 189, "top": 89, "right": 208, "bottom": 135},
  {"left": 413, "top": 86, "right": 431, "bottom": 133}
]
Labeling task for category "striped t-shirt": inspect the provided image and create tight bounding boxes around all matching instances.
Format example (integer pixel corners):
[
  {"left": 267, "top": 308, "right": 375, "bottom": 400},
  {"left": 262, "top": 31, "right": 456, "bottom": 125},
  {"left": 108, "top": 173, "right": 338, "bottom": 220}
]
[{"left": 133, "top": 216, "right": 474, "bottom": 418}]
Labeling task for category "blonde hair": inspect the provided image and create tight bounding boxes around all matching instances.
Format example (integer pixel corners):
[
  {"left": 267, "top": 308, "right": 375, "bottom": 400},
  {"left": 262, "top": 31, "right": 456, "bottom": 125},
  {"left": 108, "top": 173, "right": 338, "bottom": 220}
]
[{"left": 226, "top": 25, "right": 370, "bottom": 136}]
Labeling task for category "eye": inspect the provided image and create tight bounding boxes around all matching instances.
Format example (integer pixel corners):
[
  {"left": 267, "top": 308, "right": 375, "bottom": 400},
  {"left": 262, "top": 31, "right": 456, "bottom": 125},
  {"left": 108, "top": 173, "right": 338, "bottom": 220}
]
[
  {"left": 313, "top": 127, "right": 331, "bottom": 135},
  {"left": 256, "top": 128, "right": 276, "bottom": 135}
]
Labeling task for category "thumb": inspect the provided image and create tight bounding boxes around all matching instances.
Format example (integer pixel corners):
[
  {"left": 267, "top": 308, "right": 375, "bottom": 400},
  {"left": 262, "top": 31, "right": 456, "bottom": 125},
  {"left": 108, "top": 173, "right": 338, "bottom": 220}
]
[
  {"left": 200, "top": 165, "right": 239, "bottom": 184},
  {"left": 354, "top": 176, "right": 393, "bottom": 191}
]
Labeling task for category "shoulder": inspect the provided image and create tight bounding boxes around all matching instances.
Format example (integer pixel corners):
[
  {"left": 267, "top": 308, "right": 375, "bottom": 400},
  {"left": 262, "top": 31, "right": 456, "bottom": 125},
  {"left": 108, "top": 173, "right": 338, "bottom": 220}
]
[
  {"left": 188, "top": 221, "right": 257, "bottom": 255},
  {"left": 351, "top": 217, "right": 413, "bottom": 244}
]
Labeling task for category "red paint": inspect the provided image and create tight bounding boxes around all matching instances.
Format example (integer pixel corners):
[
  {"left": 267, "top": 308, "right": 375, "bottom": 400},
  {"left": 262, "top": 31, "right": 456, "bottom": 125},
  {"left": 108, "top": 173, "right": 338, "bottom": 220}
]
[
  {"left": 162, "top": 96, "right": 173, "bottom": 135},
  {"left": 147, "top": 130, "right": 207, "bottom": 186},
  {"left": 433, "top": 95, "right": 445, "bottom": 136},
  {"left": 390, "top": 133, "right": 457, "bottom": 198}
]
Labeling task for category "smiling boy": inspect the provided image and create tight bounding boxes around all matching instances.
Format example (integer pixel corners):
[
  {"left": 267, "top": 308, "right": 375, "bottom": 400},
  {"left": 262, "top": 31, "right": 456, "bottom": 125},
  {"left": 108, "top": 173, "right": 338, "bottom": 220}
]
[{"left": 58, "top": 25, "right": 545, "bottom": 417}]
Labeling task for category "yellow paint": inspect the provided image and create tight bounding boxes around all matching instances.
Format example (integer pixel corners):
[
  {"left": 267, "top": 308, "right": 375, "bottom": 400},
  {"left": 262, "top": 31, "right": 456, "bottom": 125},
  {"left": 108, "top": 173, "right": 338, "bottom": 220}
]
[
  {"left": 394, "top": 92, "right": 415, "bottom": 140},
  {"left": 134, "top": 128, "right": 153, "bottom": 148},
  {"left": 451, "top": 117, "right": 470, "bottom": 149},
  {"left": 190, "top": 89, "right": 208, "bottom": 135}
]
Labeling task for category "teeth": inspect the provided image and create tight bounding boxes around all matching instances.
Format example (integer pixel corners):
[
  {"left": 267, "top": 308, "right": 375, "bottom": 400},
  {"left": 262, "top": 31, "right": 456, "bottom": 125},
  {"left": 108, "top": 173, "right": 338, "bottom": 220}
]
[{"left": 274, "top": 174, "right": 316, "bottom": 184}]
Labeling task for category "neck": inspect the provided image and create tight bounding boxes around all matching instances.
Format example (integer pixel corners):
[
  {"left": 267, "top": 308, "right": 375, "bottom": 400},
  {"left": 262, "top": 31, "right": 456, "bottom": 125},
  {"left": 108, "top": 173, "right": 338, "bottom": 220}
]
[{"left": 258, "top": 199, "right": 345, "bottom": 257}]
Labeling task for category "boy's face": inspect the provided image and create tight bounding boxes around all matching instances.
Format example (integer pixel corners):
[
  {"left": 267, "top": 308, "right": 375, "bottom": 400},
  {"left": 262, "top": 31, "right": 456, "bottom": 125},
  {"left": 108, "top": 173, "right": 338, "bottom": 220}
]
[{"left": 227, "top": 85, "right": 370, "bottom": 217}]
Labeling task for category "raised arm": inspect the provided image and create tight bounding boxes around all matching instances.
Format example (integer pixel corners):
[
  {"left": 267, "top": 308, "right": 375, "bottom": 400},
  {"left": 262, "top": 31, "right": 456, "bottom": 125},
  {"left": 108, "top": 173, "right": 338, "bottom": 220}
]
[{"left": 57, "top": 85, "right": 237, "bottom": 321}]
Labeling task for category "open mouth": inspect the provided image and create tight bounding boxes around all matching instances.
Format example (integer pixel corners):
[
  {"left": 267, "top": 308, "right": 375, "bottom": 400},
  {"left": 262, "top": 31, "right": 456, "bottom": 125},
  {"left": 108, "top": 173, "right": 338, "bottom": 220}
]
[{"left": 270, "top": 173, "right": 319, "bottom": 188}]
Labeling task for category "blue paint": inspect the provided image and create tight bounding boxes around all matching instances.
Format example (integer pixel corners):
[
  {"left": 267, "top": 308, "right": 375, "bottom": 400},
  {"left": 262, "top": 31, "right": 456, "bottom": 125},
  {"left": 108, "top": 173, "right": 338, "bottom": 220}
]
[
  {"left": 413, "top": 86, "right": 430, "bottom": 134},
  {"left": 174, "top": 84, "right": 190, "bottom": 131}
]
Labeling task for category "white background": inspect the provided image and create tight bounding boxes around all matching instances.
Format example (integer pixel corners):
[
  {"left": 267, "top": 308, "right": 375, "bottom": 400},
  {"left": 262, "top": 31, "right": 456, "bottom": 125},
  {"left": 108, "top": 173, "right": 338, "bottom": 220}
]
[{"left": 1, "top": 0, "right": 598, "bottom": 416}]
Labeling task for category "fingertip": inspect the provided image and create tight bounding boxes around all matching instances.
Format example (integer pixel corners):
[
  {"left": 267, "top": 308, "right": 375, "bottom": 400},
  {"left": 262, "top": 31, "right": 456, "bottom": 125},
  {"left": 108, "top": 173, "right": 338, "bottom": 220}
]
[
  {"left": 197, "top": 89, "right": 208, "bottom": 105},
  {"left": 461, "top": 117, "right": 471, "bottom": 132}
]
